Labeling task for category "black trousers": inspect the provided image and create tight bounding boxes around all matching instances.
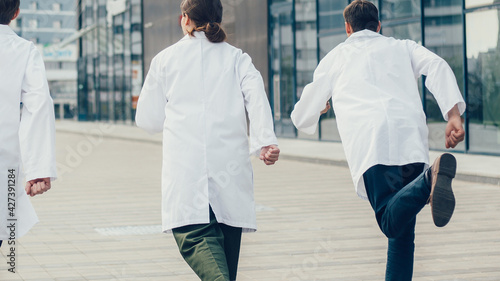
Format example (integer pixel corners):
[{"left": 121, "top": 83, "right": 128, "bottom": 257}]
[{"left": 363, "top": 163, "right": 430, "bottom": 281}]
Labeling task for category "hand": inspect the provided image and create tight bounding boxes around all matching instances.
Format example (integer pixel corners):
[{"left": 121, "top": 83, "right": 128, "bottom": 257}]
[
  {"left": 260, "top": 145, "right": 280, "bottom": 165},
  {"left": 445, "top": 105, "right": 465, "bottom": 149},
  {"left": 25, "top": 178, "right": 51, "bottom": 197},
  {"left": 320, "top": 101, "right": 331, "bottom": 115}
]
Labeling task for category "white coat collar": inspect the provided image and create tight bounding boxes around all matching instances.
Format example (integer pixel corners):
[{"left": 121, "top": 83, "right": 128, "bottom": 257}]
[
  {"left": 180, "top": 31, "right": 207, "bottom": 41},
  {"left": 345, "top": 29, "right": 382, "bottom": 43},
  {"left": 0, "top": 24, "right": 16, "bottom": 35}
]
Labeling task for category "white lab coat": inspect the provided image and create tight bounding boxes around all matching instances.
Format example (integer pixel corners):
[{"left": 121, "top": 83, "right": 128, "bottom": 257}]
[
  {"left": 136, "top": 32, "right": 277, "bottom": 233},
  {"left": 0, "top": 25, "right": 57, "bottom": 240},
  {"left": 291, "top": 30, "right": 465, "bottom": 200}
]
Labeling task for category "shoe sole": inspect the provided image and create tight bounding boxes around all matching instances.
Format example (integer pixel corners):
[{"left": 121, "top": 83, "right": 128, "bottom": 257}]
[{"left": 431, "top": 153, "right": 456, "bottom": 227}]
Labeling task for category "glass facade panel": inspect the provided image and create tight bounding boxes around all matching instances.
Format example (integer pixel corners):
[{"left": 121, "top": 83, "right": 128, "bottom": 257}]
[
  {"left": 295, "top": 0, "right": 317, "bottom": 98},
  {"left": 382, "top": 22, "right": 421, "bottom": 42},
  {"left": 466, "top": 8, "right": 500, "bottom": 153},
  {"left": 270, "top": 1, "right": 296, "bottom": 137},
  {"left": 77, "top": 0, "right": 142, "bottom": 122},
  {"left": 295, "top": 0, "right": 319, "bottom": 140},
  {"left": 318, "top": 0, "right": 348, "bottom": 33},
  {"left": 381, "top": 0, "right": 421, "bottom": 20},
  {"left": 424, "top": 0, "right": 465, "bottom": 151}
]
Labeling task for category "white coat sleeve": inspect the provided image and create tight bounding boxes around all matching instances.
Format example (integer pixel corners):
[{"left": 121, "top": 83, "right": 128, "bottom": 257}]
[
  {"left": 238, "top": 53, "right": 278, "bottom": 156},
  {"left": 19, "top": 44, "right": 57, "bottom": 182},
  {"left": 135, "top": 57, "right": 167, "bottom": 134},
  {"left": 408, "top": 41, "right": 466, "bottom": 120},
  {"left": 291, "top": 55, "right": 334, "bottom": 135}
]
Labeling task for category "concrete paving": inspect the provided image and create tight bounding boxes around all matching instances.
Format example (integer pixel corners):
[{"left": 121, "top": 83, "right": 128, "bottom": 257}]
[{"left": 0, "top": 121, "right": 499, "bottom": 280}]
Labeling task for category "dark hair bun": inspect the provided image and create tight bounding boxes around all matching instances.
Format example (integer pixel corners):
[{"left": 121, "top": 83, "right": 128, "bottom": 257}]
[{"left": 203, "top": 22, "right": 226, "bottom": 43}]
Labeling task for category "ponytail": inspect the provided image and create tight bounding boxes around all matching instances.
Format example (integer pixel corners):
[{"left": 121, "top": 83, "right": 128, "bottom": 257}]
[{"left": 192, "top": 22, "right": 226, "bottom": 43}]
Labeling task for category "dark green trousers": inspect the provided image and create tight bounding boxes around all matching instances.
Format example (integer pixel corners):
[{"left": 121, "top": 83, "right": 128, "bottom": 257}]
[{"left": 172, "top": 207, "right": 243, "bottom": 281}]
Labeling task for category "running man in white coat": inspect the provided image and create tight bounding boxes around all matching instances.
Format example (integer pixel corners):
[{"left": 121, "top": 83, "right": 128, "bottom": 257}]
[
  {"left": 0, "top": 0, "right": 57, "bottom": 248},
  {"left": 136, "top": 0, "right": 279, "bottom": 280},
  {"left": 291, "top": 1, "right": 465, "bottom": 280}
]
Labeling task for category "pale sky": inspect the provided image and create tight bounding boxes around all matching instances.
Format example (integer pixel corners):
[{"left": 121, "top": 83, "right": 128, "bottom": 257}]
[
  {"left": 466, "top": 0, "right": 496, "bottom": 8},
  {"left": 466, "top": 9, "right": 499, "bottom": 58}
]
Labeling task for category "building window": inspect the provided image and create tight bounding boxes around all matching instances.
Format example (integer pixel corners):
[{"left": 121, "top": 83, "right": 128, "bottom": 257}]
[
  {"left": 52, "top": 3, "right": 61, "bottom": 12},
  {"left": 53, "top": 20, "right": 62, "bottom": 29},
  {"left": 53, "top": 3, "right": 61, "bottom": 12},
  {"left": 44, "top": 62, "right": 60, "bottom": 70},
  {"left": 30, "top": 37, "right": 39, "bottom": 44},
  {"left": 30, "top": 2, "right": 38, "bottom": 10},
  {"left": 29, "top": 19, "right": 38, "bottom": 28},
  {"left": 85, "top": 7, "right": 93, "bottom": 20}
]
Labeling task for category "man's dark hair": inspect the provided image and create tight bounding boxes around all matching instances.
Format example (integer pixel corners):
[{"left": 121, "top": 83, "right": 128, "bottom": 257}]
[
  {"left": 343, "top": 0, "right": 379, "bottom": 32},
  {"left": 0, "top": 0, "right": 20, "bottom": 25}
]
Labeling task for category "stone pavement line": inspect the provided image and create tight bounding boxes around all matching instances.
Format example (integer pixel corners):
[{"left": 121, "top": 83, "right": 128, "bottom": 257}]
[{"left": 0, "top": 131, "right": 499, "bottom": 280}]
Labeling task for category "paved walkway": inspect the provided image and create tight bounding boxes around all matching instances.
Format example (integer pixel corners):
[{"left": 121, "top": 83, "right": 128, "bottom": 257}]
[{"left": 0, "top": 121, "right": 499, "bottom": 280}]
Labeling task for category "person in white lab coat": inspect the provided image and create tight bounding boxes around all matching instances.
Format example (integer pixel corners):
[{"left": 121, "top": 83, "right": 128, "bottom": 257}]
[
  {"left": 291, "top": 1, "right": 465, "bottom": 280},
  {"left": 135, "top": 0, "right": 279, "bottom": 280},
  {"left": 0, "top": 0, "right": 57, "bottom": 249}
]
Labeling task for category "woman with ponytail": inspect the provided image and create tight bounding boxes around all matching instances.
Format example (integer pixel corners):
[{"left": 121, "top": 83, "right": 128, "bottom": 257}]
[{"left": 136, "top": 0, "right": 280, "bottom": 280}]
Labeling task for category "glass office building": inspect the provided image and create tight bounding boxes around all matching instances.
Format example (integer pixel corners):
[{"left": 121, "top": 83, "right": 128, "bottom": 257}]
[
  {"left": 77, "top": 0, "right": 143, "bottom": 122},
  {"left": 268, "top": 0, "right": 500, "bottom": 155}
]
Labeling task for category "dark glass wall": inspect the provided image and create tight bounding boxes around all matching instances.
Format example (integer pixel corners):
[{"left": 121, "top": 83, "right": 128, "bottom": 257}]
[
  {"left": 223, "top": 0, "right": 269, "bottom": 92},
  {"left": 142, "top": 0, "right": 184, "bottom": 73}
]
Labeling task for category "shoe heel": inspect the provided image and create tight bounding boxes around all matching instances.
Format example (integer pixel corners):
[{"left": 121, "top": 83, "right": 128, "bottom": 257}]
[{"left": 432, "top": 176, "right": 455, "bottom": 227}]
